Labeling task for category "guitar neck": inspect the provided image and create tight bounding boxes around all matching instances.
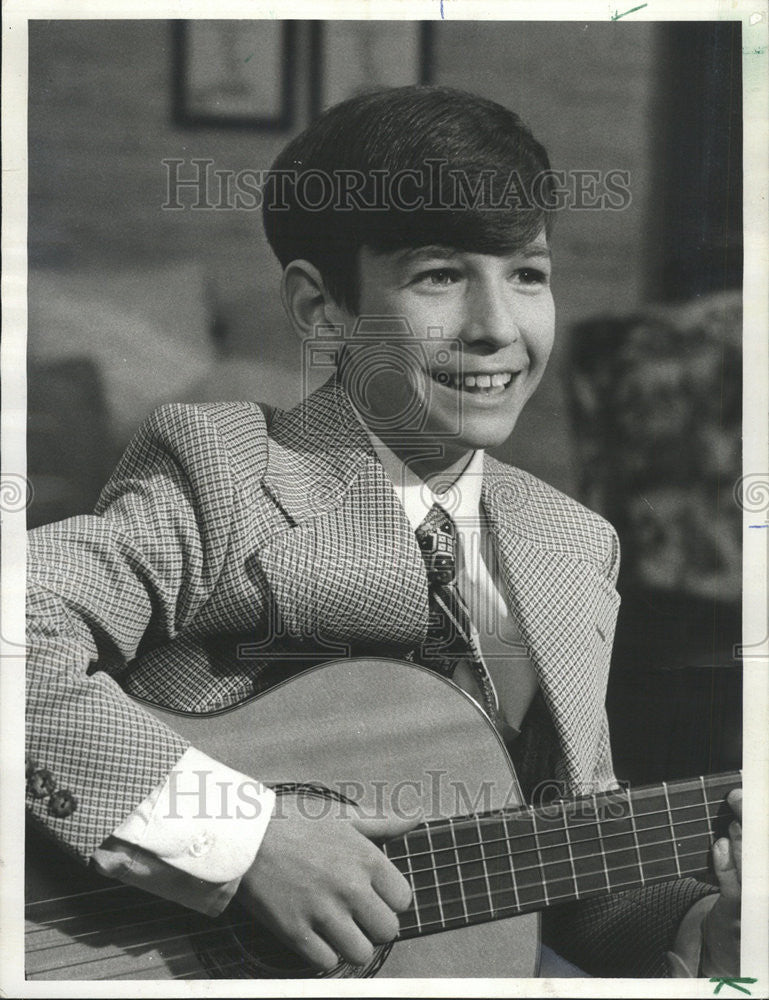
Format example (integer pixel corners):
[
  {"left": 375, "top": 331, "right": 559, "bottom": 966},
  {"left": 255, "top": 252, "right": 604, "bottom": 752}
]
[{"left": 385, "top": 770, "right": 740, "bottom": 941}]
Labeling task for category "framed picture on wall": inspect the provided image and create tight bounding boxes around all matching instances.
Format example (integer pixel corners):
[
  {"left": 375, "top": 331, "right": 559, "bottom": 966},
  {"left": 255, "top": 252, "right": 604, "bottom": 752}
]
[
  {"left": 173, "top": 20, "right": 296, "bottom": 130},
  {"left": 309, "top": 21, "right": 432, "bottom": 118}
]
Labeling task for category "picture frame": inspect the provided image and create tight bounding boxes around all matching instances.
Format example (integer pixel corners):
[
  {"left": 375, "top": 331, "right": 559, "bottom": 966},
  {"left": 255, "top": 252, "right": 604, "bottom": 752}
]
[
  {"left": 172, "top": 20, "right": 296, "bottom": 130},
  {"left": 309, "top": 21, "right": 433, "bottom": 118}
]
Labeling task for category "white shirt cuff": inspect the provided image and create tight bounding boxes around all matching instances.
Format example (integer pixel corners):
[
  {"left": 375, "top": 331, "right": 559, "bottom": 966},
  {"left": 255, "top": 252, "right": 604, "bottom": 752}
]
[
  {"left": 92, "top": 837, "right": 243, "bottom": 916},
  {"left": 95, "top": 746, "right": 275, "bottom": 884}
]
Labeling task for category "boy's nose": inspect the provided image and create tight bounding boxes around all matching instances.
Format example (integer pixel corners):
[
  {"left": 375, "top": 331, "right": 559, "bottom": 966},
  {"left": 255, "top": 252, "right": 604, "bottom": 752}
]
[{"left": 461, "top": 285, "right": 520, "bottom": 348}]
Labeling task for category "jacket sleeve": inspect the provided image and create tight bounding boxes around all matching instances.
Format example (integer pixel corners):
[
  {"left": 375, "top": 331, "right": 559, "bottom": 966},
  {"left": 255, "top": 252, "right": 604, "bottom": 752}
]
[{"left": 25, "top": 403, "right": 260, "bottom": 862}]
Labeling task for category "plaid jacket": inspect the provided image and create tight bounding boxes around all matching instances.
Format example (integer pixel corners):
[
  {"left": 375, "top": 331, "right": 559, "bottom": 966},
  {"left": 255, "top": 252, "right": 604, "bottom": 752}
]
[{"left": 26, "top": 376, "right": 713, "bottom": 976}]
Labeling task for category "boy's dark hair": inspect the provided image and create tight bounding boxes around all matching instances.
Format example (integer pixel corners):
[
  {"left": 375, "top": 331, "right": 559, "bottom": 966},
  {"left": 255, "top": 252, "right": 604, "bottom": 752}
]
[{"left": 262, "top": 85, "right": 555, "bottom": 312}]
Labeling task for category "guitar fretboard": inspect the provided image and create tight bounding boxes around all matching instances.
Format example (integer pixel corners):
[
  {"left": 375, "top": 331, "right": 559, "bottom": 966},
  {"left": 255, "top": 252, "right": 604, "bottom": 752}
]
[{"left": 383, "top": 771, "right": 739, "bottom": 940}]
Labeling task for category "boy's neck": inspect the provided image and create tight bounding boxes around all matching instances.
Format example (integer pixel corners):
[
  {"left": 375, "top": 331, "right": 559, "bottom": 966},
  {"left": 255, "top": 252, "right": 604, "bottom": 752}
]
[
  {"left": 339, "top": 377, "right": 477, "bottom": 487},
  {"left": 362, "top": 424, "right": 476, "bottom": 489},
  {"left": 389, "top": 444, "right": 476, "bottom": 488}
]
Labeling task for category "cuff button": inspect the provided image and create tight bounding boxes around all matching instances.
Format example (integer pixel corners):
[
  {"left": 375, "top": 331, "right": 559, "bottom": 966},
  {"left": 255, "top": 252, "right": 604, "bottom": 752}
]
[
  {"left": 188, "top": 832, "right": 214, "bottom": 857},
  {"left": 48, "top": 789, "right": 78, "bottom": 818},
  {"left": 28, "top": 769, "right": 56, "bottom": 799}
]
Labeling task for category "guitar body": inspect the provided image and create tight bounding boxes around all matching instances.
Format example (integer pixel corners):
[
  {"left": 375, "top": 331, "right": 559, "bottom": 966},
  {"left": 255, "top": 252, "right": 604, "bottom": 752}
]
[{"left": 26, "top": 658, "right": 539, "bottom": 980}]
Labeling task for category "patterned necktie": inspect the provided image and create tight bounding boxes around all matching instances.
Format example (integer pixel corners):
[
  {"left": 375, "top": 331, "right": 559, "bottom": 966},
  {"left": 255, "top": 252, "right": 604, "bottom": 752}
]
[{"left": 413, "top": 502, "right": 500, "bottom": 722}]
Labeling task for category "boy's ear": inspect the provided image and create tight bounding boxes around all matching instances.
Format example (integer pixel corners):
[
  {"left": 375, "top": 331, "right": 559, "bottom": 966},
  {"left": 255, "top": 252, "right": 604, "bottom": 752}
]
[{"left": 280, "top": 260, "right": 346, "bottom": 341}]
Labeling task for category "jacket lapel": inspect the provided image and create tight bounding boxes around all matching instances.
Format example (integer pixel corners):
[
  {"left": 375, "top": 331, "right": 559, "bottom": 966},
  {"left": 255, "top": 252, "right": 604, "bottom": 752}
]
[
  {"left": 482, "top": 457, "right": 618, "bottom": 788},
  {"left": 258, "top": 379, "right": 429, "bottom": 653}
]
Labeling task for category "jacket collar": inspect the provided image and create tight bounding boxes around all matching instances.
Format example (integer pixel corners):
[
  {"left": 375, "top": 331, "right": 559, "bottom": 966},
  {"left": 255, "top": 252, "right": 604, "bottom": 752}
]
[{"left": 262, "top": 376, "right": 377, "bottom": 524}]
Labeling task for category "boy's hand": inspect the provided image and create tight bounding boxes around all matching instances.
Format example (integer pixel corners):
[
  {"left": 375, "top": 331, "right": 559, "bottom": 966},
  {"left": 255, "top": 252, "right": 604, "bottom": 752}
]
[
  {"left": 235, "top": 793, "right": 418, "bottom": 970},
  {"left": 702, "top": 788, "right": 742, "bottom": 975}
]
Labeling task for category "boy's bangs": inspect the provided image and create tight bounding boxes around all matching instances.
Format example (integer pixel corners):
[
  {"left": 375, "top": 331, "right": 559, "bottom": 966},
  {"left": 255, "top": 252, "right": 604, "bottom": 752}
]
[{"left": 363, "top": 204, "right": 550, "bottom": 259}]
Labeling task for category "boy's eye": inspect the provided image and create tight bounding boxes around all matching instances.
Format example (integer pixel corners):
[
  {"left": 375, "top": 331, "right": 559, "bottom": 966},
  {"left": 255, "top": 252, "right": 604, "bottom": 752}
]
[
  {"left": 414, "top": 268, "right": 461, "bottom": 287},
  {"left": 514, "top": 267, "right": 549, "bottom": 286}
]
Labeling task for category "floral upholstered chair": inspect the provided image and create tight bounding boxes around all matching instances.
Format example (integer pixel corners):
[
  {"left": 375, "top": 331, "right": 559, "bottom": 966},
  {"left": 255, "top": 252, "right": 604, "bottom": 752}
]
[{"left": 567, "top": 290, "right": 742, "bottom": 783}]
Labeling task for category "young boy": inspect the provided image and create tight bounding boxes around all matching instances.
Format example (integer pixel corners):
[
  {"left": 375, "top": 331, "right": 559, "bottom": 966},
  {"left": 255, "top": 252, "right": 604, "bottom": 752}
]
[{"left": 25, "top": 85, "right": 741, "bottom": 978}]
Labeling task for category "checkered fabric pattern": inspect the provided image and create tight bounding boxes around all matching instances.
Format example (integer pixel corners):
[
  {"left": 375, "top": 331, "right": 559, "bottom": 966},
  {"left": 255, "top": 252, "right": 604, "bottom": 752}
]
[{"left": 26, "top": 375, "right": 714, "bottom": 975}]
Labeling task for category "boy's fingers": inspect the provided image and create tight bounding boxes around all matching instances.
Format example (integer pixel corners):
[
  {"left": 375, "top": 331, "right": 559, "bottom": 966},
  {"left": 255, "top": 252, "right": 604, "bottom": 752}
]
[
  {"left": 713, "top": 837, "right": 741, "bottom": 902},
  {"left": 372, "top": 860, "right": 413, "bottom": 913},
  {"left": 315, "top": 912, "right": 375, "bottom": 968},
  {"left": 729, "top": 820, "right": 742, "bottom": 882},
  {"left": 352, "top": 890, "right": 401, "bottom": 944},
  {"left": 353, "top": 809, "right": 424, "bottom": 842},
  {"left": 268, "top": 920, "right": 340, "bottom": 972},
  {"left": 727, "top": 788, "right": 742, "bottom": 820}
]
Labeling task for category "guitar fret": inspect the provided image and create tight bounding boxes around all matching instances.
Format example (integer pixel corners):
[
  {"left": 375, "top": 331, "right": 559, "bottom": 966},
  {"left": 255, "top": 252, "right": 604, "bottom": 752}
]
[
  {"left": 424, "top": 823, "right": 447, "bottom": 929},
  {"left": 474, "top": 815, "right": 495, "bottom": 918},
  {"left": 403, "top": 839, "right": 422, "bottom": 935},
  {"left": 449, "top": 818, "right": 497, "bottom": 921},
  {"left": 699, "top": 775, "right": 718, "bottom": 866},
  {"left": 559, "top": 798, "right": 609, "bottom": 896},
  {"left": 663, "top": 780, "right": 683, "bottom": 878},
  {"left": 448, "top": 816, "right": 470, "bottom": 924},
  {"left": 561, "top": 812, "right": 580, "bottom": 900},
  {"left": 501, "top": 812, "right": 522, "bottom": 914},
  {"left": 699, "top": 775, "right": 710, "bottom": 822},
  {"left": 627, "top": 796, "right": 646, "bottom": 886},
  {"left": 530, "top": 810, "right": 548, "bottom": 906},
  {"left": 593, "top": 792, "right": 612, "bottom": 892}
]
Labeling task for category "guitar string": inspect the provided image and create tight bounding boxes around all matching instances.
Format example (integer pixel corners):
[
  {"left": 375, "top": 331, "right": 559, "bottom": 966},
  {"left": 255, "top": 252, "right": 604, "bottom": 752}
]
[
  {"left": 397, "top": 855, "right": 717, "bottom": 933},
  {"left": 397, "top": 837, "right": 714, "bottom": 913},
  {"left": 391, "top": 824, "right": 719, "bottom": 896},
  {"left": 26, "top": 831, "right": 715, "bottom": 958},
  {"left": 25, "top": 794, "right": 731, "bottom": 956},
  {"left": 384, "top": 796, "right": 732, "bottom": 864},
  {"left": 24, "top": 908, "right": 220, "bottom": 954},
  {"left": 26, "top": 853, "right": 720, "bottom": 979},
  {"left": 25, "top": 803, "right": 722, "bottom": 940},
  {"left": 25, "top": 788, "right": 734, "bottom": 917}
]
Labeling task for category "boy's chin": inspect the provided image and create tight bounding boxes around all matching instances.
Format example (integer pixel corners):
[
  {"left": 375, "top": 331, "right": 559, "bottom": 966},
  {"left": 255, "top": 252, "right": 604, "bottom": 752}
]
[{"left": 452, "top": 409, "right": 522, "bottom": 448}]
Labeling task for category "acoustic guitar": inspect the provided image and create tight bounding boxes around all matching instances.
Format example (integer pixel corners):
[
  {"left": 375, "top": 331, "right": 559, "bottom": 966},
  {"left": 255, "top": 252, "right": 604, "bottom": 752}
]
[{"left": 26, "top": 657, "right": 739, "bottom": 980}]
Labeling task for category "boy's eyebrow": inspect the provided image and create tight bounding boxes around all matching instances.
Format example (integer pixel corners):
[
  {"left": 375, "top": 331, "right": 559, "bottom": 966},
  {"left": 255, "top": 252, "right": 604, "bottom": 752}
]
[
  {"left": 394, "top": 243, "right": 552, "bottom": 265},
  {"left": 395, "top": 245, "right": 461, "bottom": 264},
  {"left": 520, "top": 243, "right": 552, "bottom": 261}
]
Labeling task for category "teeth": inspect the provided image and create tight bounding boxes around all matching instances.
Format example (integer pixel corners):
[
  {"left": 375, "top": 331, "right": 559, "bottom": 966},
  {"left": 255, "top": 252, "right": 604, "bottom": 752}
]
[{"left": 434, "top": 371, "right": 516, "bottom": 390}]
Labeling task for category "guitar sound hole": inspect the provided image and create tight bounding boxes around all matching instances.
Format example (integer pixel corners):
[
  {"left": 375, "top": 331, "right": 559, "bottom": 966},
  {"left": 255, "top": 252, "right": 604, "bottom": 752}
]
[{"left": 190, "top": 903, "right": 391, "bottom": 979}]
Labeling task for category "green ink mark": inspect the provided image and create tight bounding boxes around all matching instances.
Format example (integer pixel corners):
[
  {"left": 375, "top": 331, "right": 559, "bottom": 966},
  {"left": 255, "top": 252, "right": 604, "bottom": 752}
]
[
  {"left": 711, "top": 978, "right": 758, "bottom": 996},
  {"left": 244, "top": 52, "right": 254, "bottom": 63},
  {"left": 611, "top": 3, "right": 648, "bottom": 20}
]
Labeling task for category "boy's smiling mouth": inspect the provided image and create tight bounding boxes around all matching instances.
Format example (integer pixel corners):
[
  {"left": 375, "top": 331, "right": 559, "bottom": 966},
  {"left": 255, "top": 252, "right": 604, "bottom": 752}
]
[{"left": 428, "top": 369, "right": 519, "bottom": 395}]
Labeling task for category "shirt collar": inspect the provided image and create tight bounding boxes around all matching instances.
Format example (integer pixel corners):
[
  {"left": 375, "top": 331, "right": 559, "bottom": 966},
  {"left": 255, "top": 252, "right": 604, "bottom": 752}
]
[{"left": 349, "top": 406, "right": 484, "bottom": 532}]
